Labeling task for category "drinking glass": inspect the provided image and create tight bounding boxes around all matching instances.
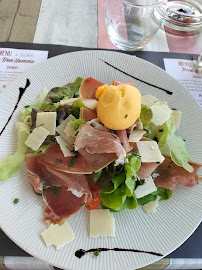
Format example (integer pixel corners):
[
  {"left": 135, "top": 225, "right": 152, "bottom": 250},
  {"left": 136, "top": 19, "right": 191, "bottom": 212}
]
[{"left": 105, "top": 0, "right": 168, "bottom": 51}]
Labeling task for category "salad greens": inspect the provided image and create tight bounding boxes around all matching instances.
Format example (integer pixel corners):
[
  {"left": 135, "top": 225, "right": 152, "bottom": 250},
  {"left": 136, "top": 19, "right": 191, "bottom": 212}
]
[
  {"left": 48, "top": 77, "right": 84, "bottom": 102},
  {"left": 167, "top": 134, "right": 193, "bottom": 172},
  {"left": 72, "top": 119, "right": 86, "bottom": 131},
  {"left": 0, "top": 122, "right": 30, "bottom": 181},
  {"left": 71, "top": 100, "right": 86, "bottom": 118},
  {"left": 33, "top": 143, "right": 49, "bottom": 155},
  {"left": 0, "top": 77, "right": 197, "bottom": 217},
  {"left": 99, "top": 156, "right": 141, "bottom": 212},
  {"left": 21, "top": 88, "right": 48, "bottom": 119},
  {"left": 40, "top": 102, "right": 60, "bottom": 111},
  {"left": 147, "top": 113, "right": 193, "bottom": 172},
  {"left": 137, "top": 188, "right": 172, "bottom": 205},
  {"left": 140, "top": 105, "right": 153, "bottom": 128}
]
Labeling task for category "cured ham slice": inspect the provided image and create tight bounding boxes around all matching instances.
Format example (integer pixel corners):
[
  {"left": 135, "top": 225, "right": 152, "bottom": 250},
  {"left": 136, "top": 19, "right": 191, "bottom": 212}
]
[
  {"left": 43, "top": 187, "right": 86, "bottom": 224},
  {"left": 46, "top": 166, "right": 90, "bottom": 197},
  {"left": 26, "top": 154, "right": 90, "bottom": 196},
  {"left": 88, "top": 118, "right": 108, "bottom": 132},
  {"left": 38, "top": 143, "right": 117, "bottom": 174},
  {"left": 74, "top": 124, "right": 125, "bottom": 157},
  {"left": 117, "top": 130, "right": 132, "bottom": 152},
  {"left": 112, "top": 80, "right": 134, "bottom": 86},
  {"left": 80, "top": 107, "right": 97, "bottom": 122},
  {"left": 154, "top": 156, "right": 201, "bottom": 190},
  {"left": 137, "top": 162, "right": 159, "bottom": 180},
  {"left": 127, "top": 118, "right": 140, "bottom": 132},
  {"left": 79, "top": 77, "right": 103, "bottom": 99}
]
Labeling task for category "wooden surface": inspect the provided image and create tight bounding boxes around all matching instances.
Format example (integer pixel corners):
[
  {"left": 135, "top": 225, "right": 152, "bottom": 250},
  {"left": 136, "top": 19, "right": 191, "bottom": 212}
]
[
  {"left": 0, "top": 0, "right": 201, "bottom": 53},
  {"left": 0, "top": 0, "right": 42, "bottom": 43}
]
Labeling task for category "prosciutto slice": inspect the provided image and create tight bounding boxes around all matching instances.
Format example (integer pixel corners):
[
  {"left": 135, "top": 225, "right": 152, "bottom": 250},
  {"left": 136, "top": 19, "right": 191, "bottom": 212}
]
[
  {"left": 154, "top": 156, "right": 201, "bottom": 190},
  {"left": 80, "top": 77, "right": 103, "bottom": 99},
  {"left": 112, "top": 80, "right": 134, "bottom": 86},
  {"left": 88, "top": 118, "right": 109, "bottom": 132},
  {"left": 117, "top": 130, "right": 132, "bottom": 152},
  {"left": 38, "top": 143, "right": 117, "bottom": 174},
  {"left": 26, "top": 154, "right": 90, "bottom": 196},
  {"left": 137, "top": 162, "right": 160, "bottom": 180},
  {"left": 74, "top": 124, "right": 125, "bottom": 157},
  {"left": 43, "top": 187, "right": 86, "bottom": 224},
  {"left": 80, "top": 107, "right": 97, "bottom": 122}
]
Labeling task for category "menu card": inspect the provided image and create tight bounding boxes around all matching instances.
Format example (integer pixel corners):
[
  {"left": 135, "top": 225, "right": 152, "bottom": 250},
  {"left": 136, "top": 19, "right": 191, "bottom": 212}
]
[
  {"left": 0, "top": 48, "right": 48, "bottom": 93},
  {"left": 164, "top": 58, "right": 202, "bottom": 108}
]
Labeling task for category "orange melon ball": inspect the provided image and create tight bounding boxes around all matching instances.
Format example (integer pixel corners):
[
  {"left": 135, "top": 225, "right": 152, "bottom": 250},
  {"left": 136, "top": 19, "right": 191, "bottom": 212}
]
[{"left": 96, "top": 84, "right": 141, "bottom": 130}]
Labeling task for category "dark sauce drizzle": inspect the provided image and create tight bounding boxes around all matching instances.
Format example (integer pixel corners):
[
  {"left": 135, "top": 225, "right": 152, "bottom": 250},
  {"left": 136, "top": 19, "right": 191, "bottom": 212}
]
[
  {"left": 0, "top": 79, "right": 30, "bottom": 136},
  {"left": 75, "top": 248, "right": 163, "bottom": 259},
  {"left": 99, "top": 59, "right": 173, "bottom": 95}
]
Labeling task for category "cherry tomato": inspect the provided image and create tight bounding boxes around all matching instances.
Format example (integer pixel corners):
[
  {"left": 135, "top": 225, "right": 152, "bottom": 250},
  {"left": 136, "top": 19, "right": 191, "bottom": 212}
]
[{"left": 85, "top": 184, "right": 102, "bottom": 210}]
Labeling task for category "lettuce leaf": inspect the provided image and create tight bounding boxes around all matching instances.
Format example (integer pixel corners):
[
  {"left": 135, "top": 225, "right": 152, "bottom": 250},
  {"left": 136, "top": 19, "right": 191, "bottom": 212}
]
[
  {"left": 99, "top": 157, "right": 141, "bottom": 211},
  {"left": 125, "top": 155, "right": 141, "bottom": 194},
  {"left": 165, "top": 116, "right": 193, "bottom": 172},
  {"left": 137, "top": 187, "right": 172, "bottom": 205},
  {"left": 0, "top": 122, "right": 30, "bottom": 181},
  {"left": 147, "top": 114, "right": 193, "bottom": 172},
  {"left": 140, "top": 105, "right": 153, "bottom": 128},
  {"left": 21, "top": 88, "right": 48, "bottom": 119},
  {"left": 34, "top": 143, "right": 49, "bottom": 155},
  {"left": 167, "top": 134, "right": 194, "bottom": 172},
  {"left": 100, "top": 171, "right": 126, "bottom": 194},
  {"left": 147, "top": 120, "right": 171, "bottom": 150},
  {"left": 72, "top": 119, "right": 86, "bottom": 131},
  {"left": 125, "top": 155, "right": 141, "bottom": 179},
  {"left": 71, "top": 100, "right": 86, "bottom": 118},
  {"left": 48, "top": 77, "right": 84, "bottom": 102},
  {"left": 112, "top": 195, "right": 137, "bottom": 212},
  {"left": 92, "top": 170, "right": 103, "bottom": 183},
  {"left": 99, "top": 183, "right": 132, "bottom": 209},
  {"left": 40, "top": 102, "right": 60, "bottom": 111}
]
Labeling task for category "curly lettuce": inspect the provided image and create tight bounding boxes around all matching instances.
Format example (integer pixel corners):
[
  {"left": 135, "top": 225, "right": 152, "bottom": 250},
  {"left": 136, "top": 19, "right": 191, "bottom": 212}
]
[{"left": 48, "top": 77, "right": 84, "bottom": 102}]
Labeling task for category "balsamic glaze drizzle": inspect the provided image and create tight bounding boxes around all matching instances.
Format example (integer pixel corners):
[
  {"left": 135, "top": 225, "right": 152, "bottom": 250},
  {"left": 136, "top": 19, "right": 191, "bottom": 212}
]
[
  {"left": 99, "top": 59, "right": 173, "bottom": 95},
  {"left": 0, "top": 79, "right": 30, "bottom": 136},
  {"left": 75, "top": 248, "right": 163, "bottom": 259}
]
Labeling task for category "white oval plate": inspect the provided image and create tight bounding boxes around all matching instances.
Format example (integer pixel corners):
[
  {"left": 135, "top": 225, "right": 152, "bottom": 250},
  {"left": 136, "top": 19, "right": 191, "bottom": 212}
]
[{"left": 0, "top": 50, "right": 201, "bottom": 270}]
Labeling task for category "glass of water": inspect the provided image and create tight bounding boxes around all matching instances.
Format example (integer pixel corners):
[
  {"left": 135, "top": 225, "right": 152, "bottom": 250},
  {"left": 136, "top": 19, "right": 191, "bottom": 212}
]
[{"left": 105, "top": 0, "right": 167, "bottom": 51}]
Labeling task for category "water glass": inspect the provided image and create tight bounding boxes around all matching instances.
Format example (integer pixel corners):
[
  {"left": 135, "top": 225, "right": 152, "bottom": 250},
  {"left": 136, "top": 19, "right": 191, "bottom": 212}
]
[{"left": 105, "top": 0, "right": 168, "bottom": 51}]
